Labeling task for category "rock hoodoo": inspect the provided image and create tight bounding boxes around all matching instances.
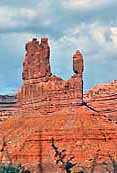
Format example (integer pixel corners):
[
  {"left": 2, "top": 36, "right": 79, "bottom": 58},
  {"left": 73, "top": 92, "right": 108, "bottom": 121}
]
[
  {"left": 22, "top": 38, "right": 51, "bottom": 80},
  {"left": 73, "top": 50, "right": 84, "bottom": 76},
  {"left": 18, "top": 38, "right": 84, "bottom": 115}
]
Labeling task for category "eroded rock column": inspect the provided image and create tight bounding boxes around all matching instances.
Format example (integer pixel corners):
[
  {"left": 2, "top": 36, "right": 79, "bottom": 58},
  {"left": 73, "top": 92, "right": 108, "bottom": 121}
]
[
  {"left": 22, "top": 37, "right": 51, "bottom": 81},
  {"left": 73, "top": 50, "right": 84, "bottom": 77}
]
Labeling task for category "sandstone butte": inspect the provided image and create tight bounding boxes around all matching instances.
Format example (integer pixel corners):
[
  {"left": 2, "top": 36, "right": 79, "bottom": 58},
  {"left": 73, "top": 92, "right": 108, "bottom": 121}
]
[{"left": 0, "top": 37, "right": 116, "bottom": 173}]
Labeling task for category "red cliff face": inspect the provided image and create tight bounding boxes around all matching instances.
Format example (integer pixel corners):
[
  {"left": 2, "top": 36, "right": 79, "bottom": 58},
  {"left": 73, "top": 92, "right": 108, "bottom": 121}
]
[
  {"left": 0, "top": 95, "right": 17, "bottom": 122},
  {"left": 84, "top": 80, "right": 117, "bottom": 121},
  {"left": 0, "top": 107, "right": 117, "bottom": 173},
  {"left": 18, "top": 38, "right": 84, "bottom": 115}
]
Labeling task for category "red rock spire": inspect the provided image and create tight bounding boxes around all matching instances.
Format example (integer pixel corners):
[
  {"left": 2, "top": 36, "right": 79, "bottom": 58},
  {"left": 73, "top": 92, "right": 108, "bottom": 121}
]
[
  {"left": 22, "top": 37, "right": 51, "bottom": 81},
  {"left": 73, "top": 50, "right": 84, "bottom": 76}
]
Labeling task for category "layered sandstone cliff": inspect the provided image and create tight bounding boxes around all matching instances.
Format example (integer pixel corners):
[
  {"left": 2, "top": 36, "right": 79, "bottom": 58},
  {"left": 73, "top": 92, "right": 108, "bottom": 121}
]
[
  {"left": 84, "top": 80, "right": 117, "bottom": 120},
  {"left": 0, "top": 106, "right": 117, "bottom": 173},
  {"left": 0, "top": 95, "right": 17, "bottom": 122},
  {"left": 18, "top": 38, "right": 83, "bottom": 115}
]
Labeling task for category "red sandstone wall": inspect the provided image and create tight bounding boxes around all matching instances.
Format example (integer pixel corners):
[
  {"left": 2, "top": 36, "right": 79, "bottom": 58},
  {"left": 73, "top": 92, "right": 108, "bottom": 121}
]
[
  {"left": 18, "top": 75, "right": 83, "bottom": 115},
  {"left": 0, "top": 107, "right": 117, "bottom": 173},
  {"left": 0, "top": 95, "right": 17, "bottom": 122},
  {"left": 84, "top": 80, "right": 117, "bottom": 120}
]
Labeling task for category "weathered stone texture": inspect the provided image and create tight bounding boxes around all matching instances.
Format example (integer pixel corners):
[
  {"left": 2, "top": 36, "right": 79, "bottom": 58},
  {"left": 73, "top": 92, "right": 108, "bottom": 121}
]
[
  {"left": 18, "top": 38, "right": 83, "bottom": 115},
  {"left": 22, "top": 38, "right": 51, "bottom": 81},
  {"left": 0, "top": 95, "right": 17, "bottom": 121},
  {"left": 0, "top": 107, "right": 117, "bottom": 173},
  {"left": 73, "top": 50, "right": 84, "bottom": 76},
  {"left": 84, "top": 80, "right": 117, "bottom": 120}
]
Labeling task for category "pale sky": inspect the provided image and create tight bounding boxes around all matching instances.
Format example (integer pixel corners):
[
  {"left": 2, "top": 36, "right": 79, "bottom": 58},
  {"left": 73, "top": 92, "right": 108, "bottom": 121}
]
[{"left": 0, "top": 0, "right": 117, "bottom": 94}]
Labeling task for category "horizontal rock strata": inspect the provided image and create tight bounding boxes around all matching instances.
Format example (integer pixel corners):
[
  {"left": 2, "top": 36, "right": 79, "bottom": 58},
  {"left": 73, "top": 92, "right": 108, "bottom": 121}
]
[
  {"left": 0, "top": 95, "right": 17, "bottom": 121},
  {"left": 84, "top": 80, "right": 117, "bottom": 121},
  {"left": 0, "top": 107, "right": 117, "bottom": 173}
]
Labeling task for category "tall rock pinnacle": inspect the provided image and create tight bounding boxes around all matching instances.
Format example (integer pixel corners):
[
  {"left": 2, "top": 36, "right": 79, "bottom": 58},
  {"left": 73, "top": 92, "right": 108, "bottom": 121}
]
[
  {"left": 73, "top": 50, "right": 84, "bottom": 76},
  {"left": 22, "top": 38, "right": 51, "bottom": 81}
]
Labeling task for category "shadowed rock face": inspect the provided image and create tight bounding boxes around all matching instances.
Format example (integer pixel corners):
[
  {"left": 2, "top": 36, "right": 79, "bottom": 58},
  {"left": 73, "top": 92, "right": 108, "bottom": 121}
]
[
  {"left": 18, "top": 37, "right": 84, "bottom": 115},
  {"left": 84, "top": 80, "right": 117, "bottom": 120}
]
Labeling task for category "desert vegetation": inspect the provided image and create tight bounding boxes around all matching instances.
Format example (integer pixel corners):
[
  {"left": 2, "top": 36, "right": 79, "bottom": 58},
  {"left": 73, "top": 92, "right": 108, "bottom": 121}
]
[{"left": 51, "top": 138, "right": 117, "bottom": 173}]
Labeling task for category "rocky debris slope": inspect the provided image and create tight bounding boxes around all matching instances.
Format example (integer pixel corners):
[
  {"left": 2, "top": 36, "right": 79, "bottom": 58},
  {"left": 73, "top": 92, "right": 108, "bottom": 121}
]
[
  {"left": 0, "top": 95, "right": 17, "bottom": 122},
  {"left": 0, "top": 106, "right": 117, "bottom": 173},
  {"left": 18, "top": 38, "right": 84, "bottom": 115},
  {"left": 84, "top": 80, "right": 117, "bottom": 121}
]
